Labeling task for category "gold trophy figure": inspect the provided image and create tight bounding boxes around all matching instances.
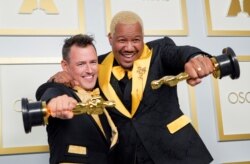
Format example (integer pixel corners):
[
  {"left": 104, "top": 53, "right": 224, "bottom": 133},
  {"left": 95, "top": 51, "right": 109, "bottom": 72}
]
[
  {"left": 151, "top": 47, "right": 240, "bottom": 89},
  {"left": 21, "top": 96, "right": 115, "bottom": 133}
]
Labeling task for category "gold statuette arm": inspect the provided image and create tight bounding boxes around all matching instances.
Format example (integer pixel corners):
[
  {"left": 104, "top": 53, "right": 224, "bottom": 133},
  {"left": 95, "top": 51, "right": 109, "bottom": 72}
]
[
  {"left": 69, "top": 95, "right": 115, "bottom": 115},
  {"left": 19, "top": 96, "right": 116, "bottom": 133},
  {"left": 151, "top": 47, "right": 241, "bottom": 89},
  {"left": 151, "top": 72, "right": 189, "bottom": 89}
]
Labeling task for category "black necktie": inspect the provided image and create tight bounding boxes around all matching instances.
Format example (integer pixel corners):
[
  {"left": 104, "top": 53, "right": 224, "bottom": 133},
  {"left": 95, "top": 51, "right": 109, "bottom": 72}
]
[{"left": 119, "top": 74, "right": 132, "bottom": 112}]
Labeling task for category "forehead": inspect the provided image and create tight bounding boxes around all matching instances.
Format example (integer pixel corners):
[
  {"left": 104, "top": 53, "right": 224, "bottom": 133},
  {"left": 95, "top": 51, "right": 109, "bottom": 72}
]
[
  {"left": 114, "top": 22, "right": 143, "bottom": 38},
  {"left": 69, "top": 45, "right": 97, "bottom": 60}
]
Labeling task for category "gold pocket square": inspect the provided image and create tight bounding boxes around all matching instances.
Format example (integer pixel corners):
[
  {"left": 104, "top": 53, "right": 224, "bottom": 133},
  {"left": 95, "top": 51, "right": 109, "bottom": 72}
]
[
  {"left": 68, "top": 145, "right": 87, "bottom": 155},
  {"left": 167, "top": 115, "right": 191, "bottom": 134}
]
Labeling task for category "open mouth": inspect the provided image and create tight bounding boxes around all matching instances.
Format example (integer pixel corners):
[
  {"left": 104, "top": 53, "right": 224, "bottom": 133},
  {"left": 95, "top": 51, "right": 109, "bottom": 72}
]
[
  {"left": 121, "top": 52, "right": 136, "bottom": 61},
  {"left": 82, "top": 75, "right": 95, "bottom": 81}
]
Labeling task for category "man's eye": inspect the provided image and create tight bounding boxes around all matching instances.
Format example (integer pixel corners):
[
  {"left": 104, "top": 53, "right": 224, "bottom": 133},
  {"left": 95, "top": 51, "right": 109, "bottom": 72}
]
[
  {"left": 77, "top": 63, "right": 84, "bottom": 66},
  {"left": 118, "top": 40, "right": 125, "bottom": 43},
  {"left": 91, "top": 61, "right": 97, "bottom": 64},
  {"left": 133, "top": 39, "right": 140, "bottom": 43}
]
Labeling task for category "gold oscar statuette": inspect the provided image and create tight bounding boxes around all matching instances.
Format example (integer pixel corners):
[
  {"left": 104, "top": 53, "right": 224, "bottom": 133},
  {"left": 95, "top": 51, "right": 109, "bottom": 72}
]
[
  {"left": 16, "top": 96, "right": 115, "bottom": 133},
  {"left": 151, "top": 47, "right": 240, "bottom": 89}
]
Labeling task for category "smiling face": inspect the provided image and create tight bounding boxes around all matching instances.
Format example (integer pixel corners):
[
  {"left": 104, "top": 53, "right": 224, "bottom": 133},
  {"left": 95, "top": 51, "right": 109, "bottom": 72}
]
[
  {"left": 61, "top": 44, "right": 98, "bottom": 91},
  {"left": 108, "top": 22, "right": 144, "bottom": 69}
]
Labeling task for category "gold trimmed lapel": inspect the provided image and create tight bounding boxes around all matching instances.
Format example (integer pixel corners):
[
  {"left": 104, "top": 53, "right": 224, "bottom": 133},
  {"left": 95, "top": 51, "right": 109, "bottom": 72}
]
[
  {"left": 103, "top": 109, "right": 118, "bottom": 148},
  {"left": 98, "top": 53, "right": 132, "bottom": 118},
  {"left": 91, "top": 114, "right": 106, "bottom": 138},
  {"left": 131, "top": 45, "right": 152, "bottom": 116},
  {"left": 73, "top": 87, "right": 107, "bottom": 137}
]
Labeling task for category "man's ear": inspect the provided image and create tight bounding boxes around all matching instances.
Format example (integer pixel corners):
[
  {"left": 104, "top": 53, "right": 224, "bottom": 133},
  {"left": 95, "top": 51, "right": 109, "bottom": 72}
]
[
  {"left": 108, "top": 33, "right": 112, "bottom": 46},
  {"left": 61, "top": 60, "right": 68, "bottom": 71}
]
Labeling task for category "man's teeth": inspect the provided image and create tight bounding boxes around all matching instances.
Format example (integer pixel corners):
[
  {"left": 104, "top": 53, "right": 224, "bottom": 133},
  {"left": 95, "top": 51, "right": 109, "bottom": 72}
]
[
  {"left": 123, "top": 54, "right": 133, "bottom": 58},
  {"left": 84, "top": 76, "right": 93, "bottom": 79}
]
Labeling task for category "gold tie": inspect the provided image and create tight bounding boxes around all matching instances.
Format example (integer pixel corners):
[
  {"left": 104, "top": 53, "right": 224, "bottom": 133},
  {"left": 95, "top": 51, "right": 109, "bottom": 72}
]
[{"left": 112, "top": 66, "right": 132, "bottom": 80}]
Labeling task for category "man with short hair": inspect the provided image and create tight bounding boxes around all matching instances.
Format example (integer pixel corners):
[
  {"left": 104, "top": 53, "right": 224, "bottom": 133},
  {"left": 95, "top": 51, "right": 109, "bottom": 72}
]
[{"left": 36, "top": 34, "right": 118, "bottom": 164}]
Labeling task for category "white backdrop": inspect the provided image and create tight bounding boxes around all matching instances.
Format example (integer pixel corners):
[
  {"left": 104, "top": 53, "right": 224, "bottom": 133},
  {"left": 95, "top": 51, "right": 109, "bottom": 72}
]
[{"left": 0, "top": 0, "right": 250, "bottom": 163}]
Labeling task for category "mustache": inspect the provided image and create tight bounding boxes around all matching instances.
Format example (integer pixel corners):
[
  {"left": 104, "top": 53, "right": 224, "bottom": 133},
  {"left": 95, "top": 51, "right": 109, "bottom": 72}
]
[{"left": 119, "top": 50, "right": 139, "bottom": 54}]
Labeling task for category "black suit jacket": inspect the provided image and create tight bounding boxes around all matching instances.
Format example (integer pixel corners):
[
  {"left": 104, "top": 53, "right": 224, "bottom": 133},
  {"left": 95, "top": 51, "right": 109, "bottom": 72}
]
[
  {"left": 98, "top": 37, "right": 213, "bottom": 164},
  {"left": 36, "top": 83, "right": 116, "bottom": 164}
]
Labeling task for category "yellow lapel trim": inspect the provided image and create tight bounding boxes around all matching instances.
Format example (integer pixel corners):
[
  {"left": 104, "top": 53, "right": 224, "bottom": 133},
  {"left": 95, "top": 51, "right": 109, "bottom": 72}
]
[
  {"left": 98, "top": 53, "right": 132, "bottom": 118},
  {"left": 73, "top": 87, "right": 106, "bottom": 137},
  {"left": 98, "top": 45, "right": 152, "bottom": 117},
  {"left": 131, "top": 45, "right": 152, "bottom": 116},
  {"left": 103, "top": 109, "right": 118, "bottom": 148},
  {"left": 91, "top": 114, "right": 106, "bottom": 138}
]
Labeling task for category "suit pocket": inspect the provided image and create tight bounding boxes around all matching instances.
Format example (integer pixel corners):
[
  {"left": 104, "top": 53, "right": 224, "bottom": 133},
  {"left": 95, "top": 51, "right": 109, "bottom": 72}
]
[
  {"left": 67, "top": 145, "right": 87, "bottom": 155},
  {"left": 61, "top": 145, "right": 88, "bottom": 164},
  {"left": 166, "top": 115, "right": 191, "bottom": 134}
]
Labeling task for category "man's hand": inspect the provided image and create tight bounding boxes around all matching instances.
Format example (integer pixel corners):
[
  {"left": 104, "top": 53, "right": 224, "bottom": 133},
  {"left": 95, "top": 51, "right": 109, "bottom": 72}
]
[
  {"left": 185, "top": 55, "right": 214, "bottom": 86},
  {"left": 49, "top": 71, "right": 79, "bottom": 87},
  {"left": 47, "top": 95, "right": 77, "bottom": 119}
]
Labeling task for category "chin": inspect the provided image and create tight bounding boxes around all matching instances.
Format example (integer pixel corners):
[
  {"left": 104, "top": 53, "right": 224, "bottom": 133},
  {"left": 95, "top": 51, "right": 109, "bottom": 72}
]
[
  {"left": 81, "top": 83, "right": 95, "bottom": 91},
  {"left": 121, "top": 63, "right": 133, "bottom": 69},
  {"left": 85, "top": 87, "right": 95, "bottom": 91}
]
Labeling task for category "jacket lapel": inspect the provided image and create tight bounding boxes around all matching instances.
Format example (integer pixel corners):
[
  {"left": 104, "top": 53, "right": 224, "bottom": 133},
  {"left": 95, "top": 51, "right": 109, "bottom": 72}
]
[
  {"left": 98, "top": 53, "right": 132, "bottom": 118},
  {"left": 103, "top": 109, "right": 118, "bottom": 148},
  {"left": 98, "top": 45, "right": 152, "bottom": 117},
  {"left": 74, "top": 88, "right": 108, "bottom": 138},
  {"left": 131, "top": 46, "right": 152, "bottom": 116}
]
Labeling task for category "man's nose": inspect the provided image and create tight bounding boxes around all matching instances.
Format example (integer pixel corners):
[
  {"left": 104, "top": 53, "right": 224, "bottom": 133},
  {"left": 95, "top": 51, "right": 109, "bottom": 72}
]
[
  {"left": 85, "top": 64, "right": 93, "bottom": 73},
  {"left": 124, "top": 42, "right": 134, "bottom": 51}
]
